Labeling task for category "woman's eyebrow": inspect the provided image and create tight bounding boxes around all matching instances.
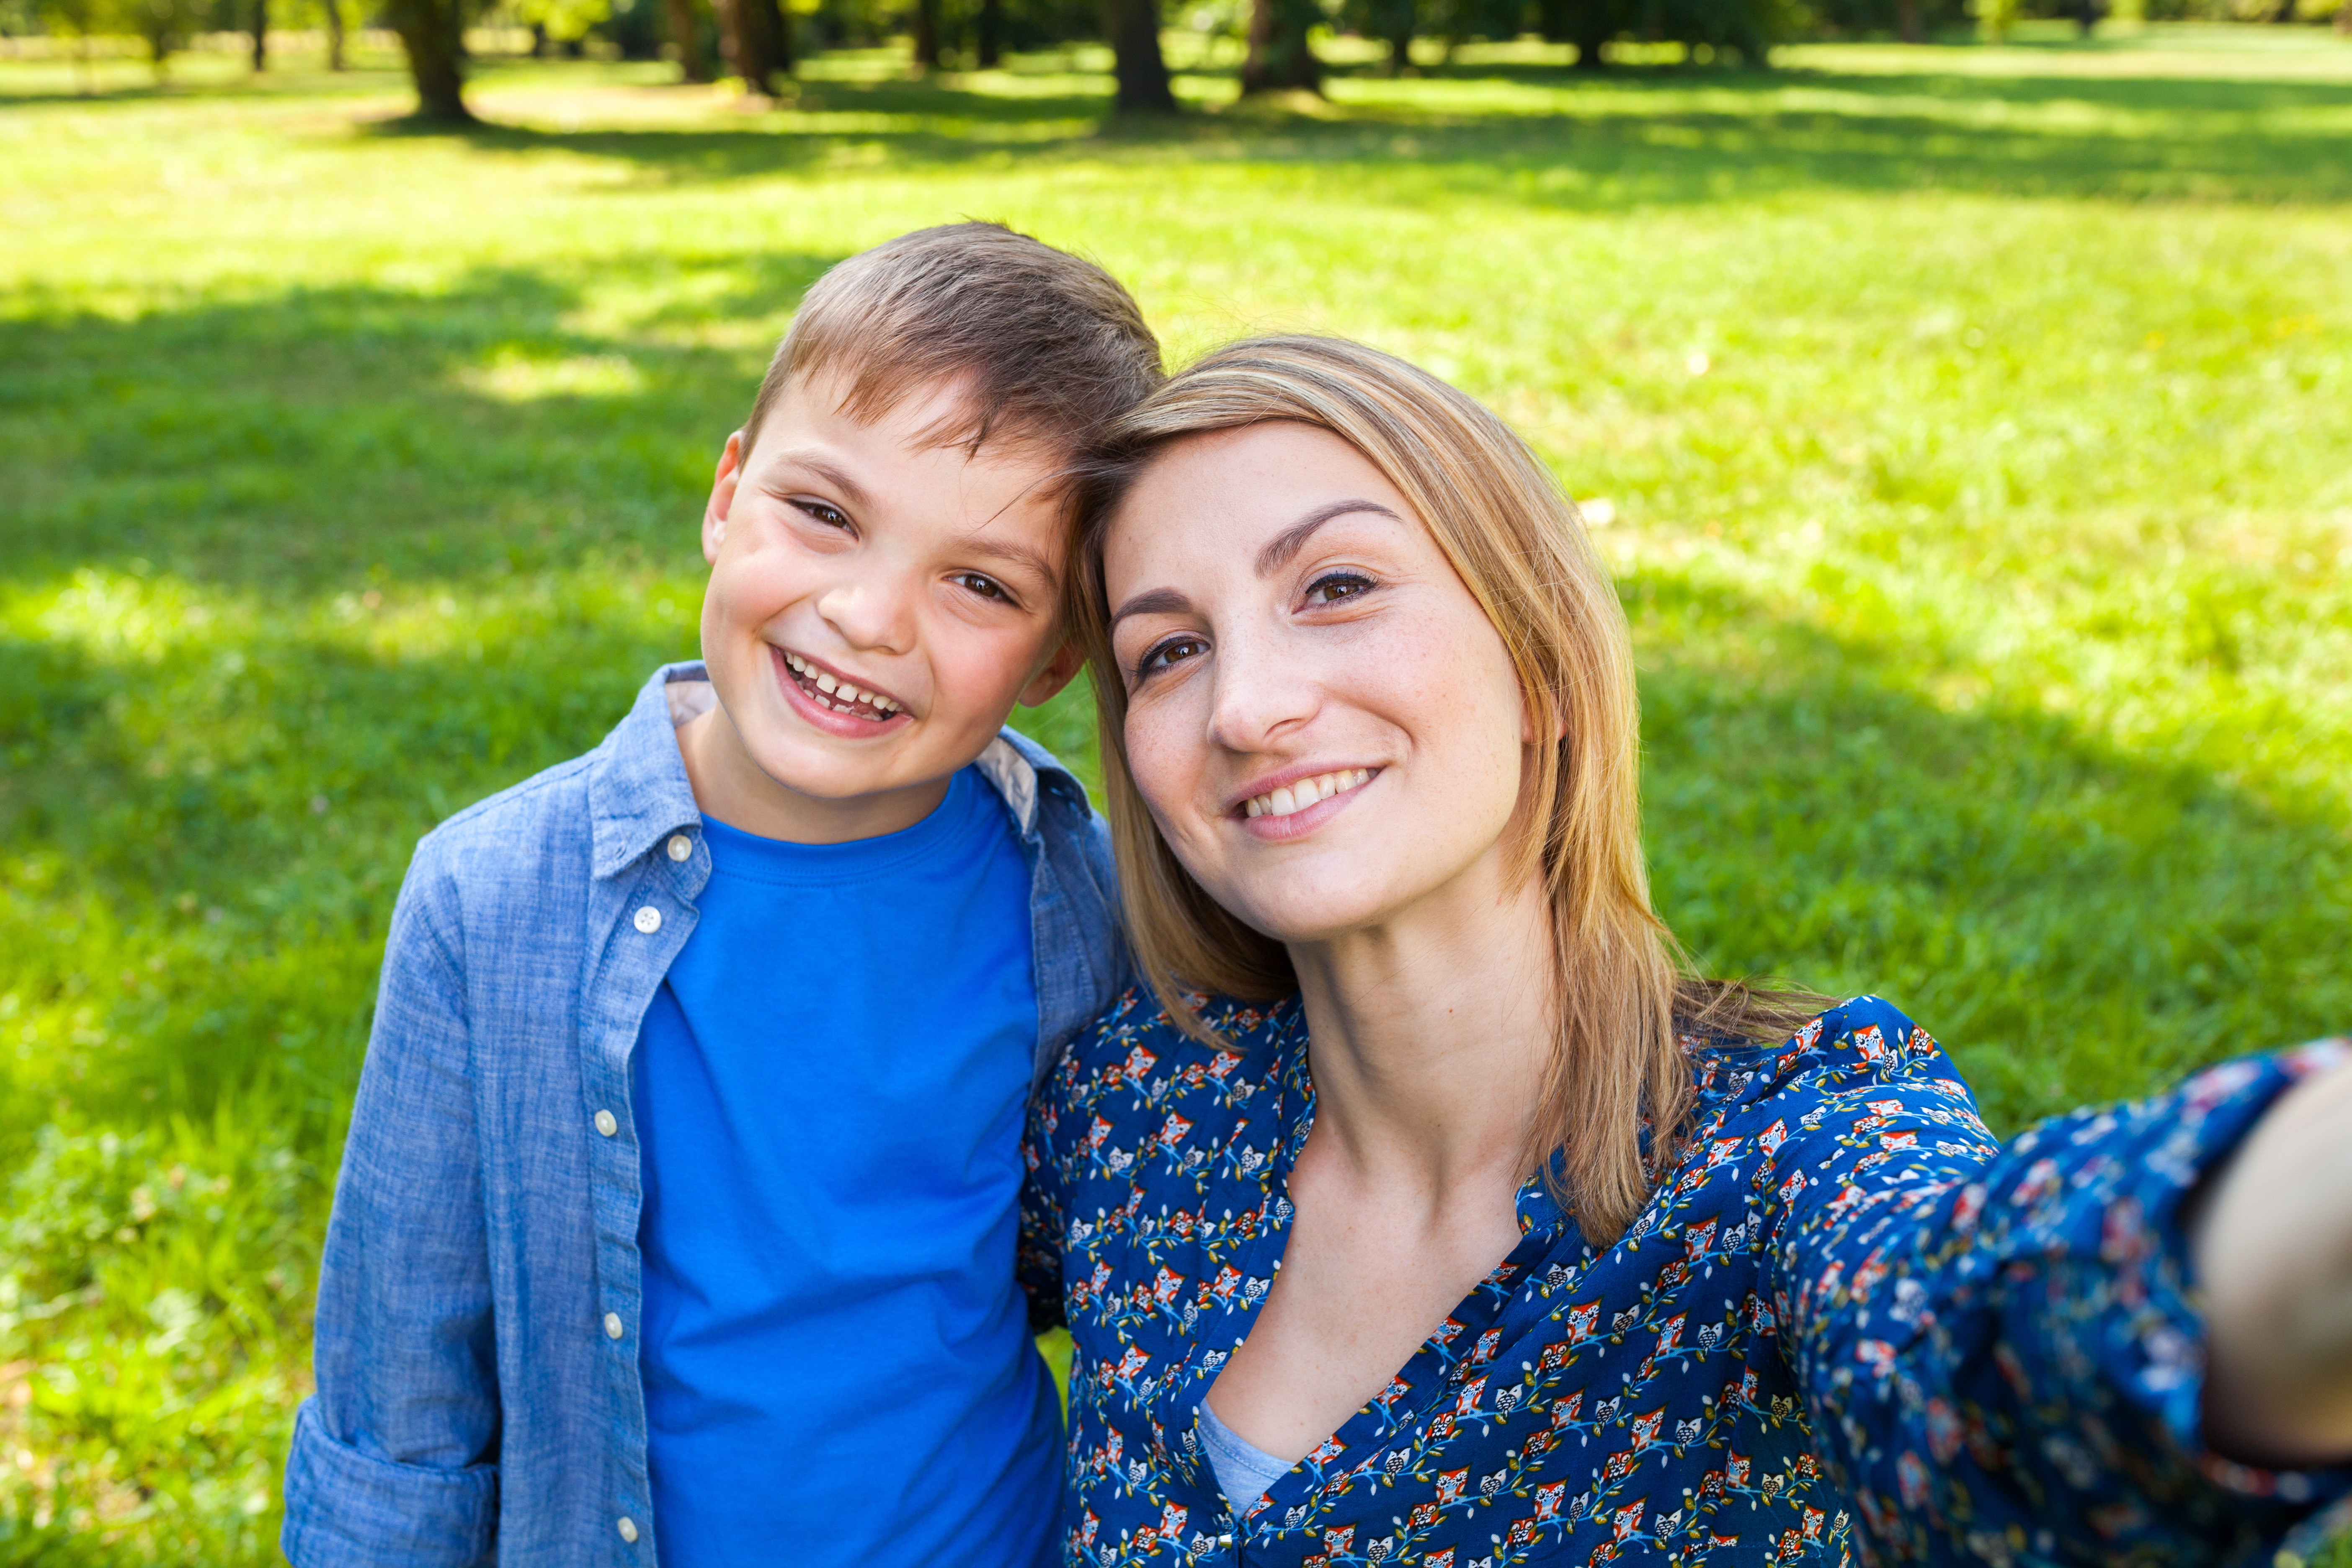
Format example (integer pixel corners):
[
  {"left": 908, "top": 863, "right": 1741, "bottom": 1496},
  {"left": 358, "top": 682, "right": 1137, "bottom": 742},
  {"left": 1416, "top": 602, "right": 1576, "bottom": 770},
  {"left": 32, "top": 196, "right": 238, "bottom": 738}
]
[
  {"left": 1254, "top": 499, "right": 1404, "bottom": 577},
  {"left": 1109, "top": 587, "right": 1195, "bottom": 630}
]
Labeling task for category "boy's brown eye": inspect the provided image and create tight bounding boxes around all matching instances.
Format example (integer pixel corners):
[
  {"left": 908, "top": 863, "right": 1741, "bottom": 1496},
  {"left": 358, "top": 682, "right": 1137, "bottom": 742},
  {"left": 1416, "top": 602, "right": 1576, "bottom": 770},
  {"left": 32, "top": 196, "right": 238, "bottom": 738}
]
[
  {"left": 954, "top": 573, "right": 1010, "bottom": 602},
  {"left": 794, "top": 498, "right": 850, "bottom": 531}
]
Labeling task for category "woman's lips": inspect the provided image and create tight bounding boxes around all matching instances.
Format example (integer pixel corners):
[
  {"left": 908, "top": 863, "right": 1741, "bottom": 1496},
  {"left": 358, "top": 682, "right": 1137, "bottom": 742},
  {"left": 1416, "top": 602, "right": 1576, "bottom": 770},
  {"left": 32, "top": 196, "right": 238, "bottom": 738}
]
[
  {"left": 1234, "top": 768, "right": 1378, "bottom": 841},
  {"left": 1242, "top": 767, "right": 1373, "bottom": 820}
]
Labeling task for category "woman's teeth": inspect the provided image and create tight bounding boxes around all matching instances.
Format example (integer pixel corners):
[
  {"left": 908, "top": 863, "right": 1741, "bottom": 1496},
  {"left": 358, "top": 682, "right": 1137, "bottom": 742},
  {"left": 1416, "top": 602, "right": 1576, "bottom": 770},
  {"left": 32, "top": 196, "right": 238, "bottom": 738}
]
[
  {"left": 783, "top": 651, "right": 902, "bottom": 716},
  {"left": 1244, "top": 769, "right": 1372, "bottom": 819}
]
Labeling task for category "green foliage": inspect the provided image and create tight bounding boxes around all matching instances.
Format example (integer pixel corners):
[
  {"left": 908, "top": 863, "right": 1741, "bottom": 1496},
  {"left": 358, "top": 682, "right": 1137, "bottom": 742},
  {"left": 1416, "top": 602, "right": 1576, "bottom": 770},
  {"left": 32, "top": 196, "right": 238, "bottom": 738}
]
[
  {"left": 2, "top": 1110, "right": 313, "bottom": 1555},
  {"left": 103, "top": 0, "right": 199, "bottom": 68},
  {"left": 3, "top": 29, "right": 2351, "bottom": 1563}
]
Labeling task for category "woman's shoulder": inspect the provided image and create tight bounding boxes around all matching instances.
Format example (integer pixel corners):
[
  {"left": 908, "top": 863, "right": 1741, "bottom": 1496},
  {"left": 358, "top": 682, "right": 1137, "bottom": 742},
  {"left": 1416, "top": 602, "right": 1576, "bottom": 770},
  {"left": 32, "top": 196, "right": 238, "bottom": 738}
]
[
  {"left": 1043, "top": 985, "right": 1304, "bottom": 1130},
  {"left": 1687, "top": 994, "right": 1972, "bottom": 1115}
]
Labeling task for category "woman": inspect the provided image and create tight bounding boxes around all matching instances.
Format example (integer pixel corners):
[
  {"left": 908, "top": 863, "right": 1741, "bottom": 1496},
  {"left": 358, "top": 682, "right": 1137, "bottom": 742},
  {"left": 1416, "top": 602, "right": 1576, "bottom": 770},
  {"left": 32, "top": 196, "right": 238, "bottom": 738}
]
[{"left": 1019, "top": 335, "right": 2352, "bottom": 1567}]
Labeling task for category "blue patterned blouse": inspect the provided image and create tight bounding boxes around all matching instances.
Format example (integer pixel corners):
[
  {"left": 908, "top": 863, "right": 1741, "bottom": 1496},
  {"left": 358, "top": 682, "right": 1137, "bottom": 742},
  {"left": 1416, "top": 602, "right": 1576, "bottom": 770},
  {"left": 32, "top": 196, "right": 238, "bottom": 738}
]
[{"left": 1020, "top": 992, "right": 2352, "bottom": 1568}]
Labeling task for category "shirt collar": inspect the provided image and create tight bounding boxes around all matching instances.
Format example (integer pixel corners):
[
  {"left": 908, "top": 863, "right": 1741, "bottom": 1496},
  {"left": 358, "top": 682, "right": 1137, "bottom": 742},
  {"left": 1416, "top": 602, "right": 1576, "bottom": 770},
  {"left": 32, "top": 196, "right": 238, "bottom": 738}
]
[
  {"left": 586, "top": 661, "right": 1086, "bottom": 879},
  {"left": 587, "top": 663, "right": 709, "bottom": 881}
]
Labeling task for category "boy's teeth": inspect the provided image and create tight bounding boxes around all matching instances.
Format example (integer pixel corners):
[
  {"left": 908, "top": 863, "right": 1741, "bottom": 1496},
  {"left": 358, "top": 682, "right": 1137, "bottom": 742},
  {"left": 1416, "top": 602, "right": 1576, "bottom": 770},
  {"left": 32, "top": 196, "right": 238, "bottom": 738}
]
[
  {"left": 786, "top": 652, "right": 903, "bottom": 718},
  {"left": 1246, "top": 769, "right": 1371, "bottom": 820}
]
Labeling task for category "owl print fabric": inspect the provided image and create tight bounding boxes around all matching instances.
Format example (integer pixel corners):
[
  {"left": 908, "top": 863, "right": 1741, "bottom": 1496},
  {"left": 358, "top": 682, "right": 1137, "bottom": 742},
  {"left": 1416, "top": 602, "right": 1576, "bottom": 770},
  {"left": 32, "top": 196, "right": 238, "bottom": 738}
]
[{"left": 1019, "top": 993, "right": 2352, "bottom": 1567}]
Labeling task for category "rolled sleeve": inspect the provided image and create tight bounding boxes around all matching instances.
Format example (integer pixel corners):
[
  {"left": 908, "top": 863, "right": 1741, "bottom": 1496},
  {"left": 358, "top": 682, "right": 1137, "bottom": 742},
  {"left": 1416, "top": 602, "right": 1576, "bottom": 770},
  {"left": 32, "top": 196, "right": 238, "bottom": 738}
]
[
  {"left": 287, "top": 848, "right": 502, "bottom": 1562},
  {"left": 282, "top": 1400, "right": 498, "bottom": 1568}
]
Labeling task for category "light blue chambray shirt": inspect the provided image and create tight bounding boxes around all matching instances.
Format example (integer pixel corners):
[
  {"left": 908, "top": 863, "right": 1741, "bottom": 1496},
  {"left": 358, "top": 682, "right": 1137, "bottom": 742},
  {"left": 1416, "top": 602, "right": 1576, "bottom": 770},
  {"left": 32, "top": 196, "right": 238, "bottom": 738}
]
[{"left": 282, "top": 662, "right": 1127, "bottom": 1568}]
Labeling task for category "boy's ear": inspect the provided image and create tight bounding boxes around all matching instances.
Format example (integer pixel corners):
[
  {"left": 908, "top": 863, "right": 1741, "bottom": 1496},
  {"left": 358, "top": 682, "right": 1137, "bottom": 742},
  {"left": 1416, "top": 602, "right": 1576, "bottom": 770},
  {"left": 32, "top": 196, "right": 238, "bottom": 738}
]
[
  {"left": 703, "top": 432, "right": 747, "bottom": 565},
  {"left": 1017, "top": 635, "right": 1086, "bottom": 709}
]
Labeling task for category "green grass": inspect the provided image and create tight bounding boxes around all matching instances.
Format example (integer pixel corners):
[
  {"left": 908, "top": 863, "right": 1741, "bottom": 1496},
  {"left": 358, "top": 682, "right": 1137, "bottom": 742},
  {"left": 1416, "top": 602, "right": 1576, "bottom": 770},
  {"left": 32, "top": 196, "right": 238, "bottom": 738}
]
[{"left": 5, "top": 24, "right": 2351, "bottom": 1559}]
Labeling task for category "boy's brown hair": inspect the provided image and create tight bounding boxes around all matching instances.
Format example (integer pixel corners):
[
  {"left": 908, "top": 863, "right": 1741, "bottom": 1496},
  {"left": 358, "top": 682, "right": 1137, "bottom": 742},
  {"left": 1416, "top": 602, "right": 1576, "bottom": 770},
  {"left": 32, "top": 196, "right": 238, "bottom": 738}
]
[{"left": 742, "top": 222, "right": 1162, "bottom": 467}]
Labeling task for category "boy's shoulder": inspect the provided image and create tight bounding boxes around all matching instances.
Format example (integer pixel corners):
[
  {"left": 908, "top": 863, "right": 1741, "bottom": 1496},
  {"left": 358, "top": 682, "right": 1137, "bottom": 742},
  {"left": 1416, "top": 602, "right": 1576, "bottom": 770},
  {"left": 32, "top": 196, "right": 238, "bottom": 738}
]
[
  {"left": 413, "top": 749, "right": 602, "bottom": 874},
  {"left": 400, "top": 664, "right": 699, "bottom": 924}
]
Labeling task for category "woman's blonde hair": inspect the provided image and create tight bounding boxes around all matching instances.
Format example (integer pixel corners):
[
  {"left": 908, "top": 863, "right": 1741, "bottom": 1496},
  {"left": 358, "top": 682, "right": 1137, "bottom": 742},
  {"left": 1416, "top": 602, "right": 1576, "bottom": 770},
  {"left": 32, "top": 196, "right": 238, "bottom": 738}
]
[{"left": 1069, "top": 335, "right": 1820, "bottom": 1244}]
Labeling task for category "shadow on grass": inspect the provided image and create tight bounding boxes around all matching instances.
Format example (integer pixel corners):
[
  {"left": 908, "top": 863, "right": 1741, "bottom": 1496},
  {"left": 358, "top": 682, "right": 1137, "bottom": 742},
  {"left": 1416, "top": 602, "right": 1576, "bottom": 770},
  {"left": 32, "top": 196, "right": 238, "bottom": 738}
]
[
  {"left": 322, "top": 52, "right": 2352, "bottom": 204},
  {"left": 17, "top": 45, "right": 2347, "bottom": 202},
  {"left": 1626, "top": 568, "right": 2352, "bottom": 1132},
  {"left": 0, "top": 254, "right": 838, "bottom": 593}
]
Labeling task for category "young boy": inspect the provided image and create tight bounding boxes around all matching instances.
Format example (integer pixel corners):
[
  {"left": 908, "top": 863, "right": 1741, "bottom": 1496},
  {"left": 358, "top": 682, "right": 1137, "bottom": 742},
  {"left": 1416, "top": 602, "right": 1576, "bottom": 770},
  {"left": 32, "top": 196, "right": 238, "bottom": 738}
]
[{"left": 282, "top": 224, "right": 1158, "bottom": 1568}]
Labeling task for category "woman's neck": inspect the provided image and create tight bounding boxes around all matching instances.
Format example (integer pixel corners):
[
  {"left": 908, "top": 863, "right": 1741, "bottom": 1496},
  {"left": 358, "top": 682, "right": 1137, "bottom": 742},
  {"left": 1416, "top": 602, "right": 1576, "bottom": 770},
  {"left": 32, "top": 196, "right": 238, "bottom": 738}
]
[{"left": 1285, "top": 857, "right": 1555, "bottom": 1208}]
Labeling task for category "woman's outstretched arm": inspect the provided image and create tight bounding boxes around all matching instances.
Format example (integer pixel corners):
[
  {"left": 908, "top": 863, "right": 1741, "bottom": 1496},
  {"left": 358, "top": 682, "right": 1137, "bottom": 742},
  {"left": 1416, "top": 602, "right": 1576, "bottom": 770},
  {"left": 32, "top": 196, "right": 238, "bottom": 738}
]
[
  {"left": 1751, "top": 998, "right": 2352, "bottom": 1566},
  {"left": 2195, "top": 1057, "right": 2352, "bottom": 1465}
]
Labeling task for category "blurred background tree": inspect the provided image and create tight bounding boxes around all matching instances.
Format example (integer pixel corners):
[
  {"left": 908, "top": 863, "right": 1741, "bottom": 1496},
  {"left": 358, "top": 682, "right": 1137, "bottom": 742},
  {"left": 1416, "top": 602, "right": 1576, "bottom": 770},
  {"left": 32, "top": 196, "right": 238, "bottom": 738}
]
[
  {"left": 387, "top": 0, "right": 468, "bottom": 116},
  {"left": 32, "top": 0, "right": 100, "bottom": 85},
  {"left": 105, "top": 0, "right": 197, "bottom": 72},
  {"left": 1103, "top": 0, "right": 1172, "bottom": 106},
  {"left": 1239, "top": 0, "right": 1317, "bottom": 90}
]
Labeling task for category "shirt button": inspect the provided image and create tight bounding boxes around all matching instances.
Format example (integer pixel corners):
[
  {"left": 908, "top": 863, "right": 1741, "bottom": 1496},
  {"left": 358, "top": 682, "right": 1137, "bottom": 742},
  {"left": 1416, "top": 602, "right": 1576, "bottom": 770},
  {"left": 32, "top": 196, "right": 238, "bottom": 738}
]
[
  {"left": 632, "top": 905, "right": 661, "bottom": 934},
  {"left": 617, "top": 1516, "right": 639, "bottom": 1544},
  {"left": 594, "top": 1109, "right": 618, "bottom": 1137},
  {"left": 604, "top": 1312, "right": 624, "bottom": 1340},
  {"left": 666, "top": 833, "right": 693, "bottom": 862}
]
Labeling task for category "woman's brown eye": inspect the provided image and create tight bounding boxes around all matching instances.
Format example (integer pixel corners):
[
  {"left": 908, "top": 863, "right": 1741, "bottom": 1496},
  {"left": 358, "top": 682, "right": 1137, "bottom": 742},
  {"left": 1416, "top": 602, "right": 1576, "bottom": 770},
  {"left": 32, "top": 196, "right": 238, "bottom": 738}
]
[
  {"left": 1136, "top": 637, "right": 1206, "bottom": 680},
  {"left": 1305, "top": 572, "right": 1374, "bottom": 606}
]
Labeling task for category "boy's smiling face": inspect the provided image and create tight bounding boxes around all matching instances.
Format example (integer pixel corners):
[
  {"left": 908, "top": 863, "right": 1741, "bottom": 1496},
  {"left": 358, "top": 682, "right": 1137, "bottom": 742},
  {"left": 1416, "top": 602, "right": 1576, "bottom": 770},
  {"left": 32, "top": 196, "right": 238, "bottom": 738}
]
[{"left": 682, "top": 369, "right": 1082, "bottom": 843}]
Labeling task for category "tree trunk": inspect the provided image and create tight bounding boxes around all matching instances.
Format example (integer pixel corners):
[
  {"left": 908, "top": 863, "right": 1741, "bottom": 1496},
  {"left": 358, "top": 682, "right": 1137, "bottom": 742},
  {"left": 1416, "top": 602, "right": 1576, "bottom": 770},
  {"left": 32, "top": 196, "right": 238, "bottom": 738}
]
[
  {"left": 2338, "top": 0, "right": 2351, "bottom": 34},
  {"left": 717, "top": 0, "right": 788, "bottom": 91},
  {"left": 913, "top": 0, "right": 940, "bottom": 68},
  {"left": 1238, "top": 0, "right": 1318, "bottom": 93},
  {"left": 976, "top": 0, "right": 1002, "bottom": 65},
  {"left": 325, "top": 0, "right": 346, "bottom": 70},
  {"left": 1895, "top": 0, "right": 1921, "bottom": 41},
  {"left": 668, "top": 0, "right": 709, "bottom": 78},
  {"left": 759, "top": 0, "right": 791, "bottom": 75},
  {"left": 1570, "top": 4, "right": 1609, "bottom": 68},
  {"left": 1101, "top": 0, "right": 1175, "bottom": 108},
  {"left": 388, "top": 0, "right": 471, "bottom": 120},
  {"left": 1385, "top": 21, "right": 1412, "bottom": 71},
  {"left": 250, "top": 0, "right": 268, "bottom": 70}
]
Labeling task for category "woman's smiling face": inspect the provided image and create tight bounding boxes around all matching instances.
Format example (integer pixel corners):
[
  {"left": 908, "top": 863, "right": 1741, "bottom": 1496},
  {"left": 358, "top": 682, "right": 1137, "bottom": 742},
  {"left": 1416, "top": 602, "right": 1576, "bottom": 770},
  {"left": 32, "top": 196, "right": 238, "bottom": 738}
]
[{"left": 1104, "top": 421, "right": 1533, "bottom": 946}]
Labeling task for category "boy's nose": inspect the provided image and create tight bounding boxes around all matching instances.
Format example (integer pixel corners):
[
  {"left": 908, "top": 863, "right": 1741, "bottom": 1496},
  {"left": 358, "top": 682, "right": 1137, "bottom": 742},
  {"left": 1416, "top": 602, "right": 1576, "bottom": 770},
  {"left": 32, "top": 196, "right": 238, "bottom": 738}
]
[{"left": 814, "top": 577, "right": 917, "bottom": 657}]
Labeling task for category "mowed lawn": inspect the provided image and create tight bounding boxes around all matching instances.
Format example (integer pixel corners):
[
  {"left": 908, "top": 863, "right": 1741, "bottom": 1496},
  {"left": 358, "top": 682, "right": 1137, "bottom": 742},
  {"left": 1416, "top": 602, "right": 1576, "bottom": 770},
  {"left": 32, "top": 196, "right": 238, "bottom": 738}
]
[{"left": 4, "top": 25, "right": 2351, "bottom": 1558}]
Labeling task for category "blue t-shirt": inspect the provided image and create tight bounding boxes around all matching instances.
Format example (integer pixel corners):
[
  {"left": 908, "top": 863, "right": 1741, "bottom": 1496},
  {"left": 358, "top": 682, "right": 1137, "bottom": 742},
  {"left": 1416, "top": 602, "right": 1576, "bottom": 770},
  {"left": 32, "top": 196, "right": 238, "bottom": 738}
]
[{"left": 632, "top": 767, "right": 1059, "bottom": 1567}]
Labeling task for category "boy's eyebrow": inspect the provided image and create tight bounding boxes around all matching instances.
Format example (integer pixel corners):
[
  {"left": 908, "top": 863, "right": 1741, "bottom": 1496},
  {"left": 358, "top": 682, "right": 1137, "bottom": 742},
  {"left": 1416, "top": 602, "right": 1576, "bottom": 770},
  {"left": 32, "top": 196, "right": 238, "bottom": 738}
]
[
  {"left": 765, "top": 450, "right": 874, "bottom": 510},
  {"left": 955, "top": 532, "right": 1062, "bottom": 590},
  {"left": 1254, "top": 499, "right": 1404, "bottom": 578}
]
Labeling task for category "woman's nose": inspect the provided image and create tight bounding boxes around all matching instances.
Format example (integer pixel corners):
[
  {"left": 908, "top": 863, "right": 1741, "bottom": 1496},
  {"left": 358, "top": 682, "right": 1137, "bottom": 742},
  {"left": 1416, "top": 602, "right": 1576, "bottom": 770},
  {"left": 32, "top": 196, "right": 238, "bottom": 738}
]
[{"left": 1203, "top": 627, "right": 1320, "bottom": 755}]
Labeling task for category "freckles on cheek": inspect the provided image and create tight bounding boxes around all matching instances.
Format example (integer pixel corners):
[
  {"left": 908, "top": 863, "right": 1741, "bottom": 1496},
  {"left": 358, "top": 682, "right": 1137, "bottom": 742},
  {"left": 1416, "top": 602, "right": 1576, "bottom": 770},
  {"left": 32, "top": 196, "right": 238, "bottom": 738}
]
[{"left": 1122, "top": 717, "right": 1193, "bottom": 827}]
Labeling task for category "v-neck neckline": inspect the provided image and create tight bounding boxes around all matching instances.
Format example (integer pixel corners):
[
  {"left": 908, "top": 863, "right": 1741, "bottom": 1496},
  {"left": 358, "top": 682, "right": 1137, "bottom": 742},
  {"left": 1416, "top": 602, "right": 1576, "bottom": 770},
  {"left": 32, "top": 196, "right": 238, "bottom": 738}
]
[{"left": 1168, "top": 1007, "right": 1585, "bottom": 1531}]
